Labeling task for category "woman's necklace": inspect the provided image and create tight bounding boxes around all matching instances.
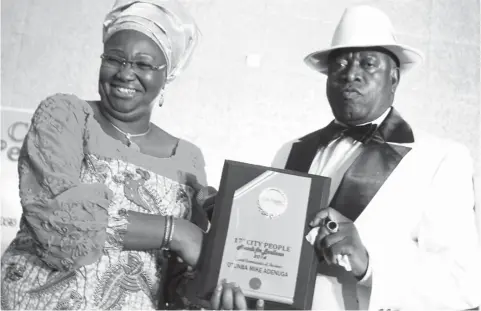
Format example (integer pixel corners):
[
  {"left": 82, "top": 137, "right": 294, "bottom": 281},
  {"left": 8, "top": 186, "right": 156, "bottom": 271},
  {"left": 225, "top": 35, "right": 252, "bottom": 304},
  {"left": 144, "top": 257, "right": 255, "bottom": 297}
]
[{"left": 109, "top": 121, "right": 151, "bottom": 151}]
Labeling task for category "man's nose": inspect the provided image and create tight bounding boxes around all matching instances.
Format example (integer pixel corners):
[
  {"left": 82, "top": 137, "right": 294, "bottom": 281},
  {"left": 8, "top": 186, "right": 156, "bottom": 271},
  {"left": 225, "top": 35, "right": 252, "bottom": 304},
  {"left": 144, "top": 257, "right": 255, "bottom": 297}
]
[{"left": 343, "top": 63, "right": 362, "bottom": 83}]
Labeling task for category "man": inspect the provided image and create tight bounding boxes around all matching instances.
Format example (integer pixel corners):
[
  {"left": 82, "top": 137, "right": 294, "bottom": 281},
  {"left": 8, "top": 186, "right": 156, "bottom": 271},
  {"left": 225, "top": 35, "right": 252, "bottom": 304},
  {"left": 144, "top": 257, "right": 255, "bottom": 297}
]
[
  {"left": 270, "top": 5, "right": 480, "bottom": 311},
  {"left": 209, "top": 5, "right": 480, "bottom": 311}
]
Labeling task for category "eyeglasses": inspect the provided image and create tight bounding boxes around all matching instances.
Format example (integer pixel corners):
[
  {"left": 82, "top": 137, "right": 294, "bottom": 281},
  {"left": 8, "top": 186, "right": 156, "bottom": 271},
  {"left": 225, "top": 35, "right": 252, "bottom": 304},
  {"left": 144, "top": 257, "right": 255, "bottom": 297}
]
[{"left": 100, "top": 54, "right": 166, "bottom": 73}]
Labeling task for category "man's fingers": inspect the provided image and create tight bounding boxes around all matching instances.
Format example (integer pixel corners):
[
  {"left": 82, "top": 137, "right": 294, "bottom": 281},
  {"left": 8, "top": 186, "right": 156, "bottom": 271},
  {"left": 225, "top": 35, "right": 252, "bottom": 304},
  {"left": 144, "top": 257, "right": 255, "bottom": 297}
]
[
  {"left": 329, "top": 241, "right": 353, "bottom": 258},
  {"left": 325, "top": 208, "right": 351, "bottom": 223},
  {"left": 316, "top": 223, "right": 351, "bottom": 264},
  {"left": 316, "top": 221, "right": 351, "bottom": 249},
  {"left": 336, "top": 254, "right": 352, "bottom": 271},
  {"left": 210, "top": 283, "right": 223, "bottom": 309},
  {"left": 309, "top": 208, "right": 331, "bottom": 227},
  {"left": 319, "top": 231, "right": 349, "bottom": 250},
  {"left": 324, "top": 241, "right": 353, "bottom": 268},
  {"left": 314, "top": 223, "right": 335, "bottom": 263},
  {"left": 255, "top": 299, "right": 265, "bottom": 310},
  {"left": 315, "top": 225, "right": 332, "bottom": 245},
  {"left": 309, "top": 207, "right": 351, "bottom": 227},
  {"left": 321, "top": 245, "right": 335, "bottom": 265}
]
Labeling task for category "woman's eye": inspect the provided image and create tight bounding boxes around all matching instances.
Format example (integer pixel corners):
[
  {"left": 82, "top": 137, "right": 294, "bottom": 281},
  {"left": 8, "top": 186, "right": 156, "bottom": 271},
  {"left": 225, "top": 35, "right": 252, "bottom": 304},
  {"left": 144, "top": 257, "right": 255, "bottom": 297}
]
[
  {"left": 135, "top": 62, "right": 153, "bottom": 70},
  {"left": 106, "top": 56, "right": 123, "bottom": 65}
]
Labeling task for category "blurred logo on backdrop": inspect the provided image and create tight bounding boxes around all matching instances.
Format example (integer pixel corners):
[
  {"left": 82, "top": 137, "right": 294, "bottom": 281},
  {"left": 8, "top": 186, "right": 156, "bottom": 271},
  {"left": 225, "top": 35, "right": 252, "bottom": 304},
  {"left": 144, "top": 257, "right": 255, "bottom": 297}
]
[{"left": 1, "top": 107, "right": 33, "bottom": 255}]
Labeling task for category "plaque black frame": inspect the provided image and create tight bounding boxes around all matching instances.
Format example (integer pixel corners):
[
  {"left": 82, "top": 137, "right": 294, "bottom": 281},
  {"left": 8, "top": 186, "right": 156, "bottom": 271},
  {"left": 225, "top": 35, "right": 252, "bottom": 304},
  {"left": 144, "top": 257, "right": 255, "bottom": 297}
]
[{"left": 189, "top": 160, "right": 331, "bottom": 310}]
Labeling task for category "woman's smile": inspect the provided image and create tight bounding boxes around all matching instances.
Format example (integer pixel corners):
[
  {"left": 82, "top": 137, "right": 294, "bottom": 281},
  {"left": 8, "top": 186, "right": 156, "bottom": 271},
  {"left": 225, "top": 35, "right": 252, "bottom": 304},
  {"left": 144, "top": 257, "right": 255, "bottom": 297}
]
[{"left": 111, "top": 85, "right": 138, "bottom": 99}]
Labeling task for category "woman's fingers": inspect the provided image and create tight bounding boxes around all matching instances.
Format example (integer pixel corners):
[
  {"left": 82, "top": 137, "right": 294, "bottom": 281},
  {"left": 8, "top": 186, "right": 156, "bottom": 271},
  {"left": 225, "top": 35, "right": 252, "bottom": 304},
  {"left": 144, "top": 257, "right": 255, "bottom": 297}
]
[
  {"left": 232, "top": 285, "right": 248, "bottom": 310},
  {"left": 211, "top": 281, "right": 263, "bottom": 310},
  {"left": 221, "top": 283, "right": 235, "bottom": 310}
]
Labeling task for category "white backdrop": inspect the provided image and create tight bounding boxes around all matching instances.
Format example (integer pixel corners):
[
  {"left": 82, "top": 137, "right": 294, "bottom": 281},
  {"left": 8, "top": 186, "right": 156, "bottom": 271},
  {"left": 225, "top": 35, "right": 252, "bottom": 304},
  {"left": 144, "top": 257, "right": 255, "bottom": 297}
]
[{"left": 0, "top": 108, "right": 33, "bottom": 254}]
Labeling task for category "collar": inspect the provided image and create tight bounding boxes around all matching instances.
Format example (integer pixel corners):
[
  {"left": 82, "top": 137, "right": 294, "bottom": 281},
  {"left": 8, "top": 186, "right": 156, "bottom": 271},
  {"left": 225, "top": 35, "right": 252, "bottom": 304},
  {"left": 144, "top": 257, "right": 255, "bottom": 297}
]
[{"left": 284, "top": 108, "right": 414, "bottom": 178}]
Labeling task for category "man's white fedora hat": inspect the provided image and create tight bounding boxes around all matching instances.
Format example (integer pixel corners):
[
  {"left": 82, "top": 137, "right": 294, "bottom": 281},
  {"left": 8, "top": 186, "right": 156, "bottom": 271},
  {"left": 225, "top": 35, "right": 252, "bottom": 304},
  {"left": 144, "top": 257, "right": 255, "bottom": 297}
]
[{"left": 304, "top": 5, "right": 424, "bottom": 74}]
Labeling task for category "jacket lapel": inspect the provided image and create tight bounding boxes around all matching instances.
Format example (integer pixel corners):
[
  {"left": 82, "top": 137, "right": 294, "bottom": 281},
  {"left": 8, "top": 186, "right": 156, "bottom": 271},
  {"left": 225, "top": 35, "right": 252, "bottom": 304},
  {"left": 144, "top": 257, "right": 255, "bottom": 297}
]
[
  {"left": 285, "top": 121, "right": 341, "bottom": 172},
  {"left": 285, "top": 108, "right": 415, "bottom": 221}
]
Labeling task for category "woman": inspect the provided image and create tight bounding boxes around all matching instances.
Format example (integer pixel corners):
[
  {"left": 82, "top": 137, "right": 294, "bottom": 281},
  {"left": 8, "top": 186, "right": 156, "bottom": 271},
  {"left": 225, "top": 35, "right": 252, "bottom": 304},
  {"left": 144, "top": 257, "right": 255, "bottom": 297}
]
[{"left": 0, "top": 0, "right": 209, "bottom": 309}]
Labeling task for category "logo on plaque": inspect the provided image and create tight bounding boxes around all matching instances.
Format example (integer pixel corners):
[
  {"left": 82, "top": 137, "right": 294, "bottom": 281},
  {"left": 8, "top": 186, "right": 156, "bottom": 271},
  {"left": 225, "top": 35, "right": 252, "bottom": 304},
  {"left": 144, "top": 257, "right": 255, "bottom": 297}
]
[{"left": 257, "top": 187, "right": 288, "bottom": 219}]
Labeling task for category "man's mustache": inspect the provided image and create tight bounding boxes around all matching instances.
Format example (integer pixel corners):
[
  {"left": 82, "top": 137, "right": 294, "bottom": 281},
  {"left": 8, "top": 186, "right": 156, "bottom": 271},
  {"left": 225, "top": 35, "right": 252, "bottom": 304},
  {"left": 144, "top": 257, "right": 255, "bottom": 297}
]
[
  {"left": 330, "top": 81, "right": 363, "bottom": 94},
  {"left": 340, "top": 85, "right": 362, "bottom": 94}
]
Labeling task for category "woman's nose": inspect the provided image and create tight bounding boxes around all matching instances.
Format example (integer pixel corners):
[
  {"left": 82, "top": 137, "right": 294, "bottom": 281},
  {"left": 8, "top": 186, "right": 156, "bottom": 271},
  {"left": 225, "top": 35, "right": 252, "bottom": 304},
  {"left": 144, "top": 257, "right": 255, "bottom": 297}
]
[{"left": 116, "top": 62, "right": 136, "bottom": 80}]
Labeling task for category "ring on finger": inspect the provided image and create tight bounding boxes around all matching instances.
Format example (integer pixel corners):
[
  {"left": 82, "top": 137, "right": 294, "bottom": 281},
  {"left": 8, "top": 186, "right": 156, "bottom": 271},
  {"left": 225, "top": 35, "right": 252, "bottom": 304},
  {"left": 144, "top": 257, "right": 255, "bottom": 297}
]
[{"left": 326, "top": 220, "right": 339, "bottom": 233}]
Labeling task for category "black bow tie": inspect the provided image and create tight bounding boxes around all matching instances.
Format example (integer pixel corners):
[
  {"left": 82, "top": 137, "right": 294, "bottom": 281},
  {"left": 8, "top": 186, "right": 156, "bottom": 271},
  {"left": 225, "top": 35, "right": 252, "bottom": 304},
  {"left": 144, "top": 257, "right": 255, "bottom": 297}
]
[{"left": 332, "top": 123, "right": 383, "bottom": 143}]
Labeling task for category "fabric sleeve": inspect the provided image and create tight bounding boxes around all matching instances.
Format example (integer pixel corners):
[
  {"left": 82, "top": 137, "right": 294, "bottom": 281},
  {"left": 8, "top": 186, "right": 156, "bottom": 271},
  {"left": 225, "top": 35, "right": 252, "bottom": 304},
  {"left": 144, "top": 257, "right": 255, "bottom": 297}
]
[
  {"left": 366, "top": 144, "right": 481, "bottom": 310},
  {"left": 185, "top": 143, "right": 210, "bottom": 231},
  {"left": 357, "top": 259, "right": 372, "bottom": 286},
  {"left": 190, "top": 143, "right": 208, "bottom": 187},
  {"left": 18, "top": 94, "right": 113, "bottom": 271},
  {"left": 162, "top": 143, "right": 211, "bottom": 310},
  {"left": 175, "top": 140, "right": 208, "bottom": 188}
]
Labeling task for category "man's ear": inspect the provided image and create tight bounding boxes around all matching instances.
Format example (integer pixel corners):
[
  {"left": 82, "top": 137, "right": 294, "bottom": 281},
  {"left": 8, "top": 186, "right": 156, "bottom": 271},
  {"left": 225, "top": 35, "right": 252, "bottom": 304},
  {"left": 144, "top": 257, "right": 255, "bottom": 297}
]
[{"left": 391, "top": 66, "right": 400, "bottom": 93}]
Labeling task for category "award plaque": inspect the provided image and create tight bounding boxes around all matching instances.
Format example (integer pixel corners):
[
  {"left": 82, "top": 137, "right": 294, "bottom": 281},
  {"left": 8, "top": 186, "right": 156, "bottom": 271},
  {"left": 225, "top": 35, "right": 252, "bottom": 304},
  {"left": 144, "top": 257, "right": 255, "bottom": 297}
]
[{"left": 189, "top": 160, "right": 330, "bottom": 310}]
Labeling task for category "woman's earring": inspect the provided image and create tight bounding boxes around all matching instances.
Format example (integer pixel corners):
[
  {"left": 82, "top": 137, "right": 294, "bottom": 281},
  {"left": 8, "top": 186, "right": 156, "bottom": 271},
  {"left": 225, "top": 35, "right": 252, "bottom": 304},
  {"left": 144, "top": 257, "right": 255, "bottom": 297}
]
[{"left": 158, "top": 89, "right": 165, "bottom": 107}]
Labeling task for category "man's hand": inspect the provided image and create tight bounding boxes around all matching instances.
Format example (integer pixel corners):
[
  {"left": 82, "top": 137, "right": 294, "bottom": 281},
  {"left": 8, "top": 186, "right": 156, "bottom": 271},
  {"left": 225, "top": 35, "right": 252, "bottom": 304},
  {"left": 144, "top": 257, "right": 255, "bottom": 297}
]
[
  {"left": 310, "top": 207, "right": 369, "bottom": 279},
  {"left": 210, "top": 281, "right": 264, "bottom": 310}
]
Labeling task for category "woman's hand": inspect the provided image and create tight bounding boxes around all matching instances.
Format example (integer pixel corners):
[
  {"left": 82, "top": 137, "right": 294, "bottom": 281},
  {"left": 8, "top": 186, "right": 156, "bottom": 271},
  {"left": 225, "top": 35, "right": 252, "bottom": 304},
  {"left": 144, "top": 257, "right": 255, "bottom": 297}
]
[
  {"left": 170, "top": 218, "right": 204, "bottom": 267},
  {"left": 210, "top": 282, "right": 264, "bottom": 310}
]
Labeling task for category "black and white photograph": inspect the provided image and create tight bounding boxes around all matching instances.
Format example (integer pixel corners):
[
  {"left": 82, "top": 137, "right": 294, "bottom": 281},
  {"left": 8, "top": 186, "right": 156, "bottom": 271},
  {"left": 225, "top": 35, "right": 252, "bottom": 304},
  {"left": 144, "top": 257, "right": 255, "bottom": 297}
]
[{"left": 1, "top": 0, "right": 480, "bottom": 310}]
